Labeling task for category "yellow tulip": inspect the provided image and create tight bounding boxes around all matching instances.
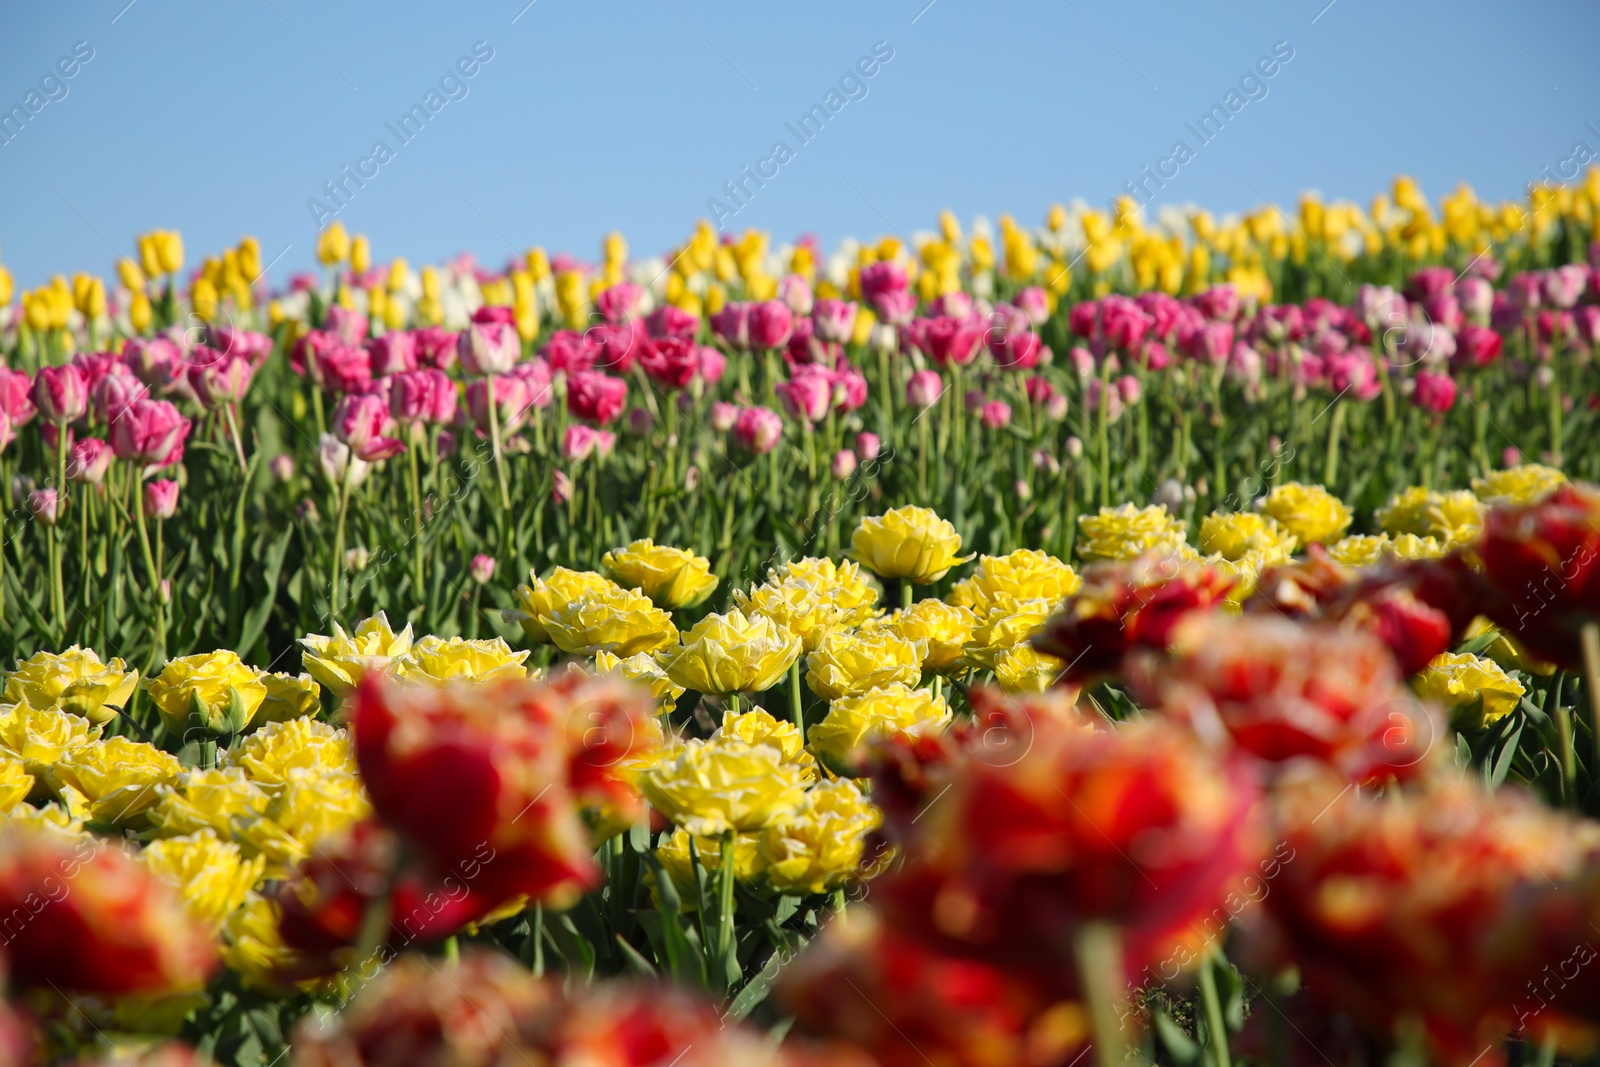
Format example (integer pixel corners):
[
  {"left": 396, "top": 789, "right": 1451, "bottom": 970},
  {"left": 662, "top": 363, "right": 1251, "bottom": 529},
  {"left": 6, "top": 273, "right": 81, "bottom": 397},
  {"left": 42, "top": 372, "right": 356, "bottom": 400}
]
[
  {"left": 316, "top": 221, "right": 351, "bottom": 266},
  {"left": 298, "top": 611, "right": 415, "bottom": 696},
  {"left": 850, "top": 506, "right": 971, "bottom": 585},
  {"left": 539, "top": 585, "right": 680, "bottom": 658},
  {"left": 804, "top": 628, "right": 926, "bottom": 701},
  {"left": 602, "top": 539, "right": 719, "bottom": 609},
  {"left": 659, "top": 609, "right": 801, "bottom": 695},
  {"left": 393, "top": 635, "right": 531, "bottom": 685},
  {"left": 4, "top": 646, "right": 138, "bottom": 724},
  {"left": 145, "top": 651, "right": 268, "bottom": 737},
  {"left": 506, "top": 568, "right": 622, "bottom": 644},
  {"left": 760, "top": 779, "right": 883, "bottom": 894},
  {"left": 808, "top": 684, "right": 950, "bottom": 768},
  {"left": 1414, "top": 652, "right": 1526, "bottom": 731},
  {"left": 1258, "top": 483, "right": 1352, "bottom": 549},
  {"left": 640, "top": 739, "right": 809, "bottom": 837}
]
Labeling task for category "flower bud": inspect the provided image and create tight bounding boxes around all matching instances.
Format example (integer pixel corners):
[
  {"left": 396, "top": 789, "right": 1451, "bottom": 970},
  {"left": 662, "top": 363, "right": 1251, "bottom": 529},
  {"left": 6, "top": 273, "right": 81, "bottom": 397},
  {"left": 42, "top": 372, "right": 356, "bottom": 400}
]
[
  {"left": 733, "top": 407, "right": 784, "bottom": 454},
  {"left": 143, "top": 479, "right": 180, "bottom": 520},
  {"left": 345, "top": 546, "right": 370, "bottom": 571},
  {"left": 269, "top": 453, "right": 295, "bottom": 482},
  {"left": 68, "top": 438, "right": 112, "bottom": 485},
  {"left": 1045, "top": 394, "right": 1069, "bottom": 421},
  {"left": 552, "top": 469, "right": 574, "bottom": 505},
  {"left": 1066, "top": 435, "right": 1084, "bottom": 459},
  {"left": 905, "top": 370, "right": 943, "bottom": 410},
  {"left": 831, "top": 449, "right": 857, "bottom": 480},
  {"left": 710, "top": 401, "right": 740, "bottom": 432},
  {"left": 29, "top": 488, "right": 59, "bottom": 526},
  {"left": 470, "top": 554, "right": 496, "bottom": 585},
  {"left": 1117, "top": 374, "right": 1142, "bottom": 405},
  {"left": 32, "top": 365, "right": 89, "bottom": 424},
  {"left": 855, "top": 431, "right": 881, "bottom": 462},
  {"left": 1015, "top": 478, "right": 1032, "bottom": 502},
  {"left": 981, "top": 400, "right": 1012, "bottom": 429},
  {"left": 1033, "top": 449, "right": 1060, "bottom": 475},
  {"left": 627, "top": 406, "right": 655, "bottom": 436},
  {"left": 684, "top": 464, "right": 700, "bottom": 491}
]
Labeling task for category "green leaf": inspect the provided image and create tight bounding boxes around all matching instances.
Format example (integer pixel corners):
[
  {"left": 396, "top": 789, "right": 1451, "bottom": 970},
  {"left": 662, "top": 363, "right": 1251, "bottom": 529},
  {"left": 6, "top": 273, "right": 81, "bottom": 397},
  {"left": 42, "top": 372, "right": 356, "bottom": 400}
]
[
  {"left": 614, "top": 934, "right": 658, "bottom": 978},
  {"left": 1154, "top": 1008, "right": 1202, "bottom": 1066}
]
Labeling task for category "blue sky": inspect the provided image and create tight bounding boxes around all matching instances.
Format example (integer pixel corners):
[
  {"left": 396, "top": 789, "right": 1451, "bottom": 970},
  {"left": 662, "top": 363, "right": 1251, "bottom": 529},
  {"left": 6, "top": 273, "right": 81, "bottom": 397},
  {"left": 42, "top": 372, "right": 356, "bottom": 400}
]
[{"left": 1, "top": 0, "right": 1597, "bottom": 286}]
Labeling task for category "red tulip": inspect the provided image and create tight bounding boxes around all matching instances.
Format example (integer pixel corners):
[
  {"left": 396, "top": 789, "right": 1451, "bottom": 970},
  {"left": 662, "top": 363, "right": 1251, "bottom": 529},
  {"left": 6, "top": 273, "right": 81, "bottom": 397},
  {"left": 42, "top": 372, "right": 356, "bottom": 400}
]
[{"left": 0, "top": 826, "right": 216, "bottom": 996}]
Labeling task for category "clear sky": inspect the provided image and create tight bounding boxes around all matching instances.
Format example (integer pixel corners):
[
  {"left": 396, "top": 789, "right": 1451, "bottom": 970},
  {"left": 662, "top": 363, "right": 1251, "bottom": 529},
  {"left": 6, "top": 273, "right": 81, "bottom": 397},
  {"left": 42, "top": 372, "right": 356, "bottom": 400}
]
[{"left": 2, "top": 0, "right": 1597, "bottom": 286}]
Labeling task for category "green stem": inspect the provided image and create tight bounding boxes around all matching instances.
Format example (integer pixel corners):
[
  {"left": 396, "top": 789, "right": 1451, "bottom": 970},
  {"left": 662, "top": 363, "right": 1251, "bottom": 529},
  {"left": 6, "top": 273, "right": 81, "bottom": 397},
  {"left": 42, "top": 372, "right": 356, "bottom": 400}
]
[
  {"left": 1322, "top": 401, "right": 1346, "bottom": 490},
  {"left": 330, "top": 477, "right": 351, "bottom": 622},
  {"left": 1582, "top": 622, "right": 1600, "bottom": 784},
  {"left": 716, "top": 831, "right": 737, "bottom": 988},
  {"left": 1198, "top": 946, "right": 1234, "bottom": 1067},
  {"left": 789, "top": 658, "right": 805, "bottom": 735},
  {"left": 1074, "top": 921, "right": 1129, "bottom": 1067}
]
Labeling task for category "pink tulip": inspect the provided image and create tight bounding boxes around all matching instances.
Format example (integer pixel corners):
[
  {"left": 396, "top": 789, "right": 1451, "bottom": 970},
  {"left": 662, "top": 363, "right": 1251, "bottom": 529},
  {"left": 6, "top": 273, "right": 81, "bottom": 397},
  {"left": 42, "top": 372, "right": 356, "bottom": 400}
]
[
  {"left": 981, "top": 400, "right": 1012, "bottom": 429},
  {"left": 645, "top": 305, "right": 700, "bottom": 340},
  {"left": 1024, "top": 376, "right": 1058, "bottom": 406},
  {"left": 989, "top": 326, "right": 1046, "bottom": 371},
  {"left": 1452, "top": 324, "right": 1502, "bottom": 370},
  {"left": 366, "top": 332, "right": 419, "bottom": 376},
  {"left": 909, "top": 315, "right": 984, "bottom": 367},
  {"left": 748, "top": 301, "right": 795, "bottom": 350},
  {"left": 207, "top": 326, "right": 274, "bottom": 367},
  {"left": 541, "top": 330, "right": 598, "bottom": 376},
  {"left": 1193, "top": 285, "right": 1242, "bottom": 323},
  {"left": 1576, "top": 306, "right": 1600, "bottom": 347},
  {"left": 509, "top": 357, "right": 555, "bottom": 410},
  {"left": 110, "top": 399, "right": 190, "bottom": 470},
  {"left": 191, "top": 351, "right": 254, "bottom": 408},
  {"left": 595, "top": 282, "right": 644, "bottom": 325},
  {"left": 1325, "top": 348, "right": 1382, "bottom": 402},
  {"left": 466, "top": 375, "right": 535, "bottom": 435},
  {"left": 1117, "top": 375, "right": 1142, "bottom": 405},
  {"left": 639, "top": 337, "right": 700, "bottom": 390},
  {"left": 698, "top": 345, "right": 727, "bottom": 385},
  {"left": 1014, "top": 287, "right": 1051, "bottom": 327},
  {"left": 871, "top": 289, "right": 917, "bottom": 327},
  {"left": 710, "top": 401, "right": 740, "bottom": 432},
  {"left": 1455, "top": 276, "right": 1494, "bottom": 324},
  {"left": 589, "top": 321, "right": 644, "bottom": 374},
  {"left": 121, "top": 336, "right": 182, "bottom": 386},
  {"left": 929, "top": 292, "right": 974, "bottom": 319},
  {"left": 733, "top": 406, "right": 783, "bottom": 454},
  {"left": 67, "top": 438, "right": 112, "bottom": 485},
  {"left": 332, "top": 393, "right": 406, "bottom": 461},
  {"left": 779, "top": 274, "right": 814, "bottom": 316},
  {"left": 1543, "top": 265, "right": 1588, "bottom": 310},
  {"left": 859, "top": 262, "right": 909, "bottom": 322},
  {"left": 710, "top": 302, "right": 751, "bottom": 351},
  {"left": 0, "top": 369, "right": 36, "bottom": 428},
  {"left": 831, "top": 449, "right": 857, "bottom": 480},
  {"left": 324, "top": 305, "right": 370, "bottom": 345},
  {"left": 32, "top": 365, "right": 88, "bottom": 424},
  {"left": 0, "top": 413, "right": 15, "bottom": 456},
  {"left": 390, "top": 369, "right": 457, "bottom": 425},
  {"left": 1411, "top": 371, "right": 1458, "bottom": 414},
  {"left": 470, "top": 554, "right": 497, "bottom": 585},
  {"left": 562, "top": 424, "right": 616, "bottom": 462},
  {"left": 143, "top": 479, "right": 180, "bottom": 520},
  {"left": 457, "top": 319, "right": 520, "bottom": 377},
  {"left": 811, "top": 299, "right": 858, "bottom": 344},
  {"left": 1405, "top": 267, "right": 1456, "bottom": 302},
  {"left": 315, "top": 344, "right": 373, "bottom": 395},
  {"left": 551, "top": 469, "right": 574, "bottom": 505},
  {"left": 831, "top": 365, "right": 869, "bottom": 413},
  {"left": 29, "top": 488, "right": 59, "bottom": 526},
  {"left": 413, "top": 326, "right": 459, "bottom": 370},
  {"left": 905, "top": 369, "right": 944, "bottom": 410},
  {"left": 566, "top": 371, "right": 628, "bottom": 425},
  {"left": 1507, "top": 273, "right": 1541, "bottom": 311},
  {"left": 1422, "top": 292, "right": 1463, "bottom": 334},
  {"left": 775, "top": 371, "right": 831, "bottom": 424},
  {"left": 270, "top": 454, "right": 295, "bottom": 482},
  {"left": 1180, "top": 322, "right": 1234, "bottom": 366}
]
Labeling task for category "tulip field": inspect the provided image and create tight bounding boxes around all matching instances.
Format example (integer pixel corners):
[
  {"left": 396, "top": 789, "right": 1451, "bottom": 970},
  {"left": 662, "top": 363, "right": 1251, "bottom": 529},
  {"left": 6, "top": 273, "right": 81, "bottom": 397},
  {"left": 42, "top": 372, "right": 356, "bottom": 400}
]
[{"left": 3, "top": 172, "right": 1600, "bottom": 1067}]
